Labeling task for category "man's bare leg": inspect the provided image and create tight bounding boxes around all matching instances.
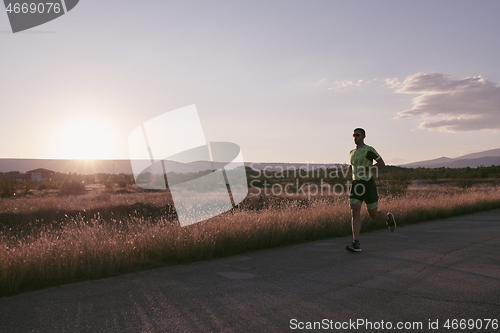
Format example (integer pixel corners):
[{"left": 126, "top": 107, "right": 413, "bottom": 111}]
[
  {"left": 350, "top": 203, "right": 362, "bottom": 240},
  {"left": 367, "top": 208, "right": 389, "bottom": 221},
  {"left": 369, "top": 207, "right": 396, "bottom": 232}
]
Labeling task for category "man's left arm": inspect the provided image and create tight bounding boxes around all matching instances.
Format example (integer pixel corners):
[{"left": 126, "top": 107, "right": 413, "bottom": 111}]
[
  {"left": 366, "top": 150, "right": 385, "bottom": 170},
  {"left": 368, "top": 157, "right": 385, "bottom": 180},
  {"left": 374, "top": 157, "right": 385, "bottom": 169}
]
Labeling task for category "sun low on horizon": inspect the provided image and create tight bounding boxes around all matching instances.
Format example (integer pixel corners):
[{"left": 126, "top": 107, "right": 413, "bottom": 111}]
[{"left": 50, "top": 115, "right": 122, "bottom": 160}]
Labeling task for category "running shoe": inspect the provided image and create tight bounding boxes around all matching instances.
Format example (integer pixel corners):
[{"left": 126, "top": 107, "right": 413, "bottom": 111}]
[
  {"left": 386, "top": 212, "right": 396, "bottom": 232},
  {"left": 345, "top": 240, "right": 362, "bottom": 252}
]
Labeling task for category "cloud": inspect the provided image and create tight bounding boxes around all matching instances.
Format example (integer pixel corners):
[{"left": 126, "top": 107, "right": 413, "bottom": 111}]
[
  {"left": 326, "top": 78, "right": 378, "bottom": 91},
  {"left": 330, "top": 80, "right": 364, "bottom": 89},
  {"left": 384, "top": 77, "right": 401, "bottom": 89},
  {"left": 389, "top": 73, "right": 500, "bottom": 131}
]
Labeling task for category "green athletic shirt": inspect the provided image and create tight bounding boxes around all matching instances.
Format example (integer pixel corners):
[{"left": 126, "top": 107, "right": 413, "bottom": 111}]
[{"left": 349, "top": 144, "right": 381, "bottom": 181}]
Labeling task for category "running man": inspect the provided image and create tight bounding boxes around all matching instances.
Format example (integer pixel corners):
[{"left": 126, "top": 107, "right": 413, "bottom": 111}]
[{"left": 345, "top": 128, "right": 396, "bottom": 252}]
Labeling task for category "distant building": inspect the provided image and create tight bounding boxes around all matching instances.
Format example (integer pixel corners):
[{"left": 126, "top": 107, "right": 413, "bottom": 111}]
[
  {"left": 26, "top": 168, "right": 55, "bottom": 182},
  {"left": 0, "top": 168, "right": 55, "bottom": 182}
]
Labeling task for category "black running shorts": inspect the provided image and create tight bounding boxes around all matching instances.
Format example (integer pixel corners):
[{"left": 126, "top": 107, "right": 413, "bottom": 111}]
[{"left": 349, "top": 177, "right": 378, "bottom": 209}]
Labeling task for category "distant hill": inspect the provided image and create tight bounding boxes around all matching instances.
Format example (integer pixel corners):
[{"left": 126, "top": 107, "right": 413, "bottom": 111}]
[
  {"left": 401, "top": 148, "right": 500, "bottom": 168},
  {"left": 0, "top": 159, "right": 341, "bottom": 175},
  {"left": 455, "top": 148, "right": 500, "bottom": 160},
  {"left": 0, "top": 159, "right": 133, "bottom": 174},
  {"left": 401, "top": 157, "right": 454, "bottom": 168}
]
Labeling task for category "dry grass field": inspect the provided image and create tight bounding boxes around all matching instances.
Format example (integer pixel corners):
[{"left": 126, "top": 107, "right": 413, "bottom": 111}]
[{"left": 1, "top": 183, "right": 500, "bottom": 297}]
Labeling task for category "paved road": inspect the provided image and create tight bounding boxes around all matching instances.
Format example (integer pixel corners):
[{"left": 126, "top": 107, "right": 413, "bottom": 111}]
[{"left": 1, "top": 209, "right": 500, "bottom": 333}]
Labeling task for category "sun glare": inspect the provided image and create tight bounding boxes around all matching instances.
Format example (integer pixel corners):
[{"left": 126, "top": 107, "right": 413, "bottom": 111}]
[{"left": 51, "top": 115, "right": 120, "bottom": 160}]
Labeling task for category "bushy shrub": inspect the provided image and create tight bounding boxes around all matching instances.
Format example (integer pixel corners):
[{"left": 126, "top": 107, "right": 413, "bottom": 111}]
[
  {"left": 0, "top": 179, "right": 16, "bottom": 197},
  {"left": 60, "top": 180, "right": 86, "bottom": 194},
  {"left": 37, "top": 180, "right": 59, "bottom": 191},
  {"left": 21, "top": 182, "right": 34, "bottom": 196},
  {"left": 384, "top": 171, "right": 411, "bottom": 196},
  {"left": 457, "top": 175, "right": 473, "bottom": 189}
]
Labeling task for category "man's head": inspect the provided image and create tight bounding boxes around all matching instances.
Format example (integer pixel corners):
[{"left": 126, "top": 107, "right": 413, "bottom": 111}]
[{"left": 353, "top": 128, "right": 365, "bottom": 146}]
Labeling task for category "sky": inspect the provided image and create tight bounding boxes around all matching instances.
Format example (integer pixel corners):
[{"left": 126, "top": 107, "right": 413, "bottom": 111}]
[{"left": 1, "top": 0, "right": 500, "bottom": 165}]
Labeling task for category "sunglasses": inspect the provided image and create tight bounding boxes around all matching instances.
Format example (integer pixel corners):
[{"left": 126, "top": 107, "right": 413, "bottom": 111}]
[{"left": 352, "top": 133, "right": 363, "bottom": 137}]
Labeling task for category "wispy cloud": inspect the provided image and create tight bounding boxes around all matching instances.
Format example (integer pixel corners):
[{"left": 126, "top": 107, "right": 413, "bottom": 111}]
[
  {"left": 388, "top": 73, "right": 500, "bottom": 131},
  {"left": 319, "top": 78, "right": 378, "bottom": 91},
  {"left": 384, "top": 77, "right": 400, "bottom": 89},
  {"left": 329, "top": 79, "right": 364, "bottom": 90}
]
